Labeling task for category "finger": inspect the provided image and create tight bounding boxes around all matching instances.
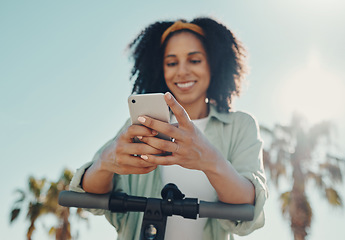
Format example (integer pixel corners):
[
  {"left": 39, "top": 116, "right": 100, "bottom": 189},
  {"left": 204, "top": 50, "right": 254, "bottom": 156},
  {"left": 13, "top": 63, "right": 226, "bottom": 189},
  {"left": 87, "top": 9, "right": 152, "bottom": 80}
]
[
  {"left": 116, "top": 142, "right": 164, "bottom": 156},
  {"left": 123, "top": 125, "right": 158, "bottom": 142},
  {"left": 164, "top": 92, "right": 192, "bottom": 128},
  {"left": 116, "top": 154, "right": 158, "bottom": 168},
  {"left": 139, "top": 136, "right": 181, "bottom": 154},
  {"left": 137, "top": 116, "right": 184, "bottom": 140},
  {"left": 140, "top": 154, "right": 177, "bottom": 166},
  {"left": 115, "top": 164, "right": 157, "bottom": 175}
]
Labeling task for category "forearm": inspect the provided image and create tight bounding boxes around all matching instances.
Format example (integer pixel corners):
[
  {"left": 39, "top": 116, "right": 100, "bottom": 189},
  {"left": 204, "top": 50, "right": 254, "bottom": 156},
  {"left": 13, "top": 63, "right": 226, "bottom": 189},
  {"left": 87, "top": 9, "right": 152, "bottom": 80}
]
[
  {"left": 82, "top": 160, "right": 114, "bottom": 194},
  {"left": 203, "top": 154, "right": 255, "bottom": 204}
]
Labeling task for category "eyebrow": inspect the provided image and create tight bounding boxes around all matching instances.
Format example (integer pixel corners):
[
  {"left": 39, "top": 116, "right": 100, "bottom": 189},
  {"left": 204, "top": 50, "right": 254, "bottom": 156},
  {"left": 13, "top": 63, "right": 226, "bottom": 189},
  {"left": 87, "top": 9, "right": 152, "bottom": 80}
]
[{"left": 164, "top": 51, "right": 205, "bottom": 58}]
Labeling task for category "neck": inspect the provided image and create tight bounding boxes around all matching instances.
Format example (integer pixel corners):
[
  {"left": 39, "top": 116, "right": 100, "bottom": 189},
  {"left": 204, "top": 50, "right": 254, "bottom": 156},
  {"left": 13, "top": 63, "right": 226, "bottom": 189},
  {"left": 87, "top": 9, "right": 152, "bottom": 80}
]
[{"left": 182, "top": 101, "right": 209, "bottom": 120}]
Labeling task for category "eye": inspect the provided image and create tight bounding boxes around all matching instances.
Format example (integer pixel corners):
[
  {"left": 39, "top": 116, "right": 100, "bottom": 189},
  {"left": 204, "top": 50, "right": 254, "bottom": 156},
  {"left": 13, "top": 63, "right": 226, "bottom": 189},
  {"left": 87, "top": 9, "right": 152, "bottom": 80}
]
[
  {"left": 166, "top": 62, "right": 177, "bottom": 67},
  {"left": 190, "top": 59, "right": 201, "bottom": 64}
]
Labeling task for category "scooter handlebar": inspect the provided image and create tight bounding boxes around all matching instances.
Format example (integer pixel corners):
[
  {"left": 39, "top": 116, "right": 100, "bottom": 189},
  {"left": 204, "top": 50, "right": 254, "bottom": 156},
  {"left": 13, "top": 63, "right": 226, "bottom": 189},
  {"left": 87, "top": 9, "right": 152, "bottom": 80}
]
[
  {"left": 58, "top": 191, "right": 254, "bottom": 221},
  {"left": 58, "top": 191, "right": 110, "bottom": 210},
  {"left": 199, "top": 200, "right": 254, "bottom": 221}
]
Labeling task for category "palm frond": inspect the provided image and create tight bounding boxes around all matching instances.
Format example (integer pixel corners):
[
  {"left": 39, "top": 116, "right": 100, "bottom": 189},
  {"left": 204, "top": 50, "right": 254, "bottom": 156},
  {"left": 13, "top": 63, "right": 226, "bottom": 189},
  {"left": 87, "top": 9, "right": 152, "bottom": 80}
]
[
  {"left": 28, "top": 177, "right": 46, "bottom": 199},
  {"left": 11, "top": 168, "right": 87, "bottom": 239},
  {"left": 260, "top": 115, "right": 342, "bottom": 240},
  {"left": 27, "top": 202, "right": 45, "bottom": 221},
  {"left": 46, "top": 182, "right": 60, "bottom": 210},
  {"left": 13, "top": 189, "right": 26, "bottom": 204},
  {"left": 48, "top": 227, "right": 56, "bottom": 236},
  {"left": 325, "top": 188, "right": 342, "bottom": 207},
  {"left": 10, "top": 208, "right": 21, "bottom": 223},
  {"left": 280, "top": 191, "right": 291, "bottom": 216},
  {"left": 320, "top": 162, "right": 343, "bottom": 183},
  {"left": 62, "top": 168, "right": 74, "bottom": 184},
  {"left": 307, "top": 171, "right": 324, "bottom": 188}
]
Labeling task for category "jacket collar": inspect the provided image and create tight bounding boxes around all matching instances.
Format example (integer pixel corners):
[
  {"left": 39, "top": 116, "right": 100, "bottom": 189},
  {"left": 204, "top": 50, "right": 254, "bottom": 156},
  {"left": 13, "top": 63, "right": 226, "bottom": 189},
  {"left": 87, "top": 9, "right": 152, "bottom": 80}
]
[{"left": 208, "top": 104, "right": 232, "bottom": 124}]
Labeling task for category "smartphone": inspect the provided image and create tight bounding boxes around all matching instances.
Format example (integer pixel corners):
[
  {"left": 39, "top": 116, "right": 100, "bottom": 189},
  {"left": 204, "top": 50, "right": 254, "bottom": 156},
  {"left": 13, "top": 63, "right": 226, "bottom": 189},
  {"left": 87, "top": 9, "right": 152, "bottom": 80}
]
[{"left": 128, "top": 93, "right": 172, "bottom": 142}]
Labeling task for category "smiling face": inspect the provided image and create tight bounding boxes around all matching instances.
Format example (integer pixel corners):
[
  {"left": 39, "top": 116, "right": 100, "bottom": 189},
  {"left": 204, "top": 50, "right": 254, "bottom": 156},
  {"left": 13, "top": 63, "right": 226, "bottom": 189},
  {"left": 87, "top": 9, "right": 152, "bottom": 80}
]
[{"left": 163, "top": 31, "right": 211, "bottom": 118}]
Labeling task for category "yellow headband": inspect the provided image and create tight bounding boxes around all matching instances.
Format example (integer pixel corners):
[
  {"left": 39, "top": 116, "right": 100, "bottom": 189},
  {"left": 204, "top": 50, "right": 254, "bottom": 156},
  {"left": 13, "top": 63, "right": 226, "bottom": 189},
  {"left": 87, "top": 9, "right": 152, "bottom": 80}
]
[{"left": 161, "top": 21, "right": 205, "bottom": 44}]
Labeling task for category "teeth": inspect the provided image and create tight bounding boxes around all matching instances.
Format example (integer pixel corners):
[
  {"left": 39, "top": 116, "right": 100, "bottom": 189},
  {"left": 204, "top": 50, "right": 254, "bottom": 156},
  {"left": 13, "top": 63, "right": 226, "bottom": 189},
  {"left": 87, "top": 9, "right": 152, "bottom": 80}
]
[{"left": 176, "top": 82, "right": 195, "bottom": 88}]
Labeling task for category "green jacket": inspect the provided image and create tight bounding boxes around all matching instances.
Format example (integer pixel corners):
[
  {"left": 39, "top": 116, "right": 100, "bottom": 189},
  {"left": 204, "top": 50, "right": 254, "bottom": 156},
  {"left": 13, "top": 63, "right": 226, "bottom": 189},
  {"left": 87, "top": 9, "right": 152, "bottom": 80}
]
[{"left": 70, "top": 105, "right": 268, "bottom": 240}]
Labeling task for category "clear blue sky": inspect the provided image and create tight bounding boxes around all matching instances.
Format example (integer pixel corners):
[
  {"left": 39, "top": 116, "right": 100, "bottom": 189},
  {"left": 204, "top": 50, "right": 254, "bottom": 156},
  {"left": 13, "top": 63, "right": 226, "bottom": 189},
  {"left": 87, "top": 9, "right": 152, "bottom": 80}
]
[{"left": 1, "top": 1, "right": 345, "bottom": 239}]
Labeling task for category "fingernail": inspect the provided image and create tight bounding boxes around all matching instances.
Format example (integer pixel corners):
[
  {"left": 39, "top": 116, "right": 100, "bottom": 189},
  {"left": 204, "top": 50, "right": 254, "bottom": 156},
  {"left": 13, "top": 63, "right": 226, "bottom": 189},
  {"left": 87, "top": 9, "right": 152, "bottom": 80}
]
[
  {"left": 138, "top": 116, "right": 146, "bottom": 123},
  {"left": 141, "top": 155, "right": 148, "bottom": 160},
  {"left": 137, "top": 136, "right": 143, "bottom": 140},
  {"left": 165, "top": 92, "right": 172, "bottom": 100},
  {"left": 152, "top": 130, "right": 158, "bottom": 135}
]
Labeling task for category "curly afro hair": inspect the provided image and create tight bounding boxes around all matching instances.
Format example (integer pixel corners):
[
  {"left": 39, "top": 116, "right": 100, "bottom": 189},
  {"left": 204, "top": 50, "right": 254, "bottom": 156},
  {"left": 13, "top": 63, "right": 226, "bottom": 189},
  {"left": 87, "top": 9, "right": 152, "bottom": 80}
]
[{"left": 128, "top": 17, "right": 247, "bottom": 112}]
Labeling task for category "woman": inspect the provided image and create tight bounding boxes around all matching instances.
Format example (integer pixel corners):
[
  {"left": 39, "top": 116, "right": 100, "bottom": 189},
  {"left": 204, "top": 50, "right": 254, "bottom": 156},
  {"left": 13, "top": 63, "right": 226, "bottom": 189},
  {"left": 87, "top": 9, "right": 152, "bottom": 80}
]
[{"left": 70, "top": 17, "right": 268, "bottom": 240}]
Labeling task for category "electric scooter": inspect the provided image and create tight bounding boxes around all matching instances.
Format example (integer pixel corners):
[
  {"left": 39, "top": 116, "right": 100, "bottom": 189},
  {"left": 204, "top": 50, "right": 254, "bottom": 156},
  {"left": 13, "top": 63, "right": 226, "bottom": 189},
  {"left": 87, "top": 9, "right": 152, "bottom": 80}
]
[{"left": 59, "top": 183, "right": 254, "bottom": 240}]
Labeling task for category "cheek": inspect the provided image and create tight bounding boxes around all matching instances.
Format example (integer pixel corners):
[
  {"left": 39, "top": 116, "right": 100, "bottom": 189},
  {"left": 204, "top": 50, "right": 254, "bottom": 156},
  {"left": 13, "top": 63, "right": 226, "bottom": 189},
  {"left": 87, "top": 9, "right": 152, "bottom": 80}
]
[
  {"left": 205, "top": 64, "right": 211, "bottom": 83},
  {"left": 164, "top": 68, "right": 174, "bottom": 83},
  {"left": 200, "top": 66, "right": 211, "bottom": 84},
  {"left": 206, "top": 70, "right": 211, "bottom": 84}
]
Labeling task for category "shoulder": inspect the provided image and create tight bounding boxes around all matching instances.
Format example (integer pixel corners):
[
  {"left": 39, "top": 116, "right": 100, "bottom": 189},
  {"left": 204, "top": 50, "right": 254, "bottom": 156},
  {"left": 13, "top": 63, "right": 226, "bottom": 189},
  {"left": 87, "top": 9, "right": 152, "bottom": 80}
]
[
  {"left": 230, "top": 111, "right": 260, "bottom": 135},
  {"left": 209, "top": 105, "right": 257, "bottom": 124},
  {"left": 220, "top": 111, "right": 261, "bottom": 140},
  {"left": 228, "top": 112, "right": 262, "bottom": 143},
  {"left": 217, "top": 110, "right": 258, "bottom": 126},
  {"left": 230, "top": 111, "right": 259, "bottom": 125}
]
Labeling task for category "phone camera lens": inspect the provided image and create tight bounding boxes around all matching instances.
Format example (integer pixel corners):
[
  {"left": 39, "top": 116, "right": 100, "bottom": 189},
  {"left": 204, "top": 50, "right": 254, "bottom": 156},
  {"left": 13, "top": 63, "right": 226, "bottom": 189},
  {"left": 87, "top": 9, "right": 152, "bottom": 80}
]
[{"left": 132, "top": 99, "right": 136, "bottom": 104}]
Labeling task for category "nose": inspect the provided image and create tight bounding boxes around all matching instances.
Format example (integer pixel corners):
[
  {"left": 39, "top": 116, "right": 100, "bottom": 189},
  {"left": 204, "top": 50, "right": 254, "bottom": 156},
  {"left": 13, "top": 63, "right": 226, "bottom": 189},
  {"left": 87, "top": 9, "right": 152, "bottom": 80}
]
[{"left": 177, "top": 61, "right": 189, "bottom": 78}]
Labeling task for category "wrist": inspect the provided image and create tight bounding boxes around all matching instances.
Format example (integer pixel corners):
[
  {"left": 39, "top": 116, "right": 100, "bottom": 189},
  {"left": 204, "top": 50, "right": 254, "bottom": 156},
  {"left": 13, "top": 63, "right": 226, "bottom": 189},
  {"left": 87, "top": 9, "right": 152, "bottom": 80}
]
[
  {"left": 83, "top": 164, "right": 114, "bottom": 193},
  {"left": 201, "top": 148, "right": 225, "bottom": 175},
  {"left": 94, "top": 159, "right": 114, "bottom": 179},
  {"left": 95, "top": 152, "right": 115, "bottom": 173}
]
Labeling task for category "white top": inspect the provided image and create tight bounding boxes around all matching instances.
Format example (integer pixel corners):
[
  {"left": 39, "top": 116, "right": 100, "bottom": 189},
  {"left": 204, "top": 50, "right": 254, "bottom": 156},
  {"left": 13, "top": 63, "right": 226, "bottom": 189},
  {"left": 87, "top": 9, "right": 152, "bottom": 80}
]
[{"left": 160, "top": 115, "right": 217, "bottom": 240}]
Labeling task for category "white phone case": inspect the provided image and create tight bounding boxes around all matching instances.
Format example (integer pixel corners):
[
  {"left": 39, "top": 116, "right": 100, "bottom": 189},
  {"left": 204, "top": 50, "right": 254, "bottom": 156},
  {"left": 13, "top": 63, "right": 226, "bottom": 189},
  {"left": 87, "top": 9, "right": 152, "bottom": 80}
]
[{"left": 128, "top": 93, "right": 171, "bottom": 142}]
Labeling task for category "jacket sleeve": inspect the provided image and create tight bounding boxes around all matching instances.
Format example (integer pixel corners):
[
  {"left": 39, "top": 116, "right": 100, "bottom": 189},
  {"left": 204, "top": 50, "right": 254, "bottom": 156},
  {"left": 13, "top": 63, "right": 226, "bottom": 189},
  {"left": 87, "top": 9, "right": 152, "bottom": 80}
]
[
  {"left": 69, "top": 119, "right": 132, "bottom": 218},
  {"left": 218, "top": 112, "right": 268, "bottom": 236}
]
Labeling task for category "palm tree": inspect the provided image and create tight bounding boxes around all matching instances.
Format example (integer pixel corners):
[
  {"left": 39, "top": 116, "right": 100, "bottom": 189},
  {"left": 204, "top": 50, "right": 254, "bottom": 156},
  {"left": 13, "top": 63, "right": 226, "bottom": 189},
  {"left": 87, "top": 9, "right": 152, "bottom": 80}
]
[
  {"left": 261, "top": 113, "right": 343, "bottom": 240},
  {"left": 10, "top": 168, "right": 88, "bottom": 240}
]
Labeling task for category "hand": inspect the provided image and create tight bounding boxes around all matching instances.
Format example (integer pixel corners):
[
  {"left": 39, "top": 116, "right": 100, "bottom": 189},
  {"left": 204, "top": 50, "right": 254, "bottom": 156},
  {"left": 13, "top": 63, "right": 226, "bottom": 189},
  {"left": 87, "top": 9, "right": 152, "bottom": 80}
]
[
  {"left": 94, "top": 124, "right": 164, "bottom": 175},
  {"left": 136, "top": 92, "right": 223, "bottom": 172},
  {"left": 83, "top": 122, "right": 166, "bottom": 193}
]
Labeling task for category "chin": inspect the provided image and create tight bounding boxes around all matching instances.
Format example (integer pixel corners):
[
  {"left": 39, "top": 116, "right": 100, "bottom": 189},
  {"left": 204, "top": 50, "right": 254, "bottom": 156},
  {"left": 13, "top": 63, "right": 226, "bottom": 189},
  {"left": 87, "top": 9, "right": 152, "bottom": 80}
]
[{"left": 176, "top": 95, "right": 203, "bottom": 106}]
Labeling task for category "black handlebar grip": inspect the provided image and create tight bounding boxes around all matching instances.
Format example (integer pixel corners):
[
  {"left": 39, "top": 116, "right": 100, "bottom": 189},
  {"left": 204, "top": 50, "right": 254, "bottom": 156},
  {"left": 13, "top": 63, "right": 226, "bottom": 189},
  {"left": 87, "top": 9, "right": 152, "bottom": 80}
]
[
  {"left": 58, "top": 191, "right": 255, "bottom": 221},
  {"left": 198, "top": 201, "right": 254, "bottom": 221},
  {"left": 58, "top": 191, "right": 110, "bottom": 210}
]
